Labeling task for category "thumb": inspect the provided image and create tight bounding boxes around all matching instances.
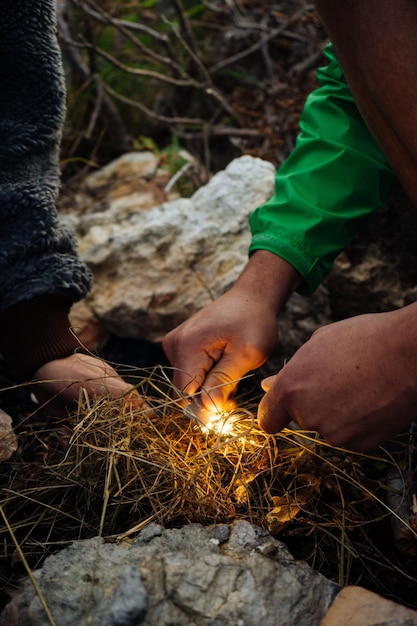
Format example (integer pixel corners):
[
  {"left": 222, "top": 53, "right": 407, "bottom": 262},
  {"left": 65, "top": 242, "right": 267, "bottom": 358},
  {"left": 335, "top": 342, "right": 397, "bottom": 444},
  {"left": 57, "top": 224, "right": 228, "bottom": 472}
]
[
  {"left": 257, "top": 375, "right": 291, "bottom": 434},
  {"left": 260, "top": 374, "right": 278, "bottom": 392}
]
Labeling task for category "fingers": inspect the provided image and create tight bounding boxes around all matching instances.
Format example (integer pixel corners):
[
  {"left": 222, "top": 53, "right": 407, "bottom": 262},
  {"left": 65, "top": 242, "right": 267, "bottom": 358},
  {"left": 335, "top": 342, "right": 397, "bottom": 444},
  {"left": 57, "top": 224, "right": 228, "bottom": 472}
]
[
  {"left": 260, "top": 374, "right": 277, "bottom": 392},
  {"left": 162, "top": 289, "right": 277, "bottom": 410},
  {"left": 33, "top": 354, "right": 142, "bottom": 412},
  {"left": 257, "top": 372, "right": 291, "bottom": 434},
  {"left": 162, "top": 313, "right": 241, "bottom": 405},
  {"left": 162, "top": 324, "right": 200, "bottom": 397},
  {"left": 168, "top": 347, "right": 248, "bottom": 412},
  {"left": 169, "top": 351, "right": 218, "bottom": 401},
  {"left": 197, "top": 355, "right": 244, "bottom": 412}
]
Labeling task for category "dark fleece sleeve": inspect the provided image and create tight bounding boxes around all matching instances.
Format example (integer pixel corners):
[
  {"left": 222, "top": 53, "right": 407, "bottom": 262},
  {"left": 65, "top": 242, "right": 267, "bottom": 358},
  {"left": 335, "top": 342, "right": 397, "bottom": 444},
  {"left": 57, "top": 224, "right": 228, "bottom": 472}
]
[
  {"left": 0, "top": 0, "right": 93, "bottom": 380},
  {"left": 0, "top": 0, "right": 92, "bottom": 312}
]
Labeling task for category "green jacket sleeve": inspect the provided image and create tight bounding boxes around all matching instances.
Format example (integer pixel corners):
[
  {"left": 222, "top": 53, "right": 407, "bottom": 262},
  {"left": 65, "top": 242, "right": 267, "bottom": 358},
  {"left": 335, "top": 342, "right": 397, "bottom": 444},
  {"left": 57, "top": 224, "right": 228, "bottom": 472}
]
[{"left": 248, "top": 43, "right": 397, "bottom": 296}]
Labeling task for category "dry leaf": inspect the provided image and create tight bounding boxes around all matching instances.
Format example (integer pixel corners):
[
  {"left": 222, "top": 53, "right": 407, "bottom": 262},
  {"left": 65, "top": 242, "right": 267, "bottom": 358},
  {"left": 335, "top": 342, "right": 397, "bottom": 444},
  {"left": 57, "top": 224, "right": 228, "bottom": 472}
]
[{"left": 0, "top": 408, "right": 17, "bottom": 462}]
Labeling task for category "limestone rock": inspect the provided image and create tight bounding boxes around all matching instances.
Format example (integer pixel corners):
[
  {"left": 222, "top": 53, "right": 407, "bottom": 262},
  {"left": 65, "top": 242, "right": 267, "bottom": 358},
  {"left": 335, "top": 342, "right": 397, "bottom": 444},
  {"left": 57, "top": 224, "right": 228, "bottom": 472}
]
[
  {"left": 63, "top": 153, "right": 417, "bottom": 363},
  {"left": 59, "top": 151, "right": 180, "bottom": 218},
  {"left": 0, "top": 520, "right": 338, "bottom": 626},
  {"left": 65, "top": 154, "right": 276, "bottom": 342}
]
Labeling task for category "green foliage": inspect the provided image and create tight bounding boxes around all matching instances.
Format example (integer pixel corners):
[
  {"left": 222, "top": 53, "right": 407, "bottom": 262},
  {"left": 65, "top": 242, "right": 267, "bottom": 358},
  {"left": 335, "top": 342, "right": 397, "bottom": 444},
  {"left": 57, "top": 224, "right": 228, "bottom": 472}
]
[
  {"left": 133, "top": 135, "right": 159, "bottom": 152},
  {"left": 133, "top": 133, "right": 199, "bottom": 196},
  {"left": 160, "top": 132, "right": 189, "bottom": 175}
]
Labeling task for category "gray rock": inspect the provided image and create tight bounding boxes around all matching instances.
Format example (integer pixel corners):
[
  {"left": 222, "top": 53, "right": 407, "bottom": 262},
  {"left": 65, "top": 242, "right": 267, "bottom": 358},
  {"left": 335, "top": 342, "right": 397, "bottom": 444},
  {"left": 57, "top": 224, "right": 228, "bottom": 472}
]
[
  {"left": 0, "top": 521, "right": 338, "bottom": 626},
  {"left": 65, "top": 154, "right": 276, "bottom": 342},
  {"left": 99, "top": 565, "right": 147, "bottom": 626}
]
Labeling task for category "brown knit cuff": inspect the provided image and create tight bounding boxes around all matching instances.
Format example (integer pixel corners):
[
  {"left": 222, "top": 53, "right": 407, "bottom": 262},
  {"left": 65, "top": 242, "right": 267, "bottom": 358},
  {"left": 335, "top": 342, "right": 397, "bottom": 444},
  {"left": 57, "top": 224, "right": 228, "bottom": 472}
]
[{"left": 0, "top": 295, "right": 84, "bottom": 382}]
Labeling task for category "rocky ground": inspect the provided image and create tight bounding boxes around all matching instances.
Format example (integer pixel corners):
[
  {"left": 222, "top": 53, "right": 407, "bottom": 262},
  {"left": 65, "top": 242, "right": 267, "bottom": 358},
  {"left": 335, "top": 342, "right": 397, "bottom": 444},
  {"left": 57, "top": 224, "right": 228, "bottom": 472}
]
[{"left": 2, "top": 1, "right": 417, "bottom": 622}]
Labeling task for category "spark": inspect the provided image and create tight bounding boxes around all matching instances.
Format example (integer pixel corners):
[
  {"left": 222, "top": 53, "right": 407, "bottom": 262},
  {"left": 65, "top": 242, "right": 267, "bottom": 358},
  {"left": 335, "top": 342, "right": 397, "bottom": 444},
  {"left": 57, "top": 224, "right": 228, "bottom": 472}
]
[
  {"left": 183, "top": 398, "right": 255, "bottom": 438},
  {"left": 200, "top": 409, "right": 237, "bottom": 436}
]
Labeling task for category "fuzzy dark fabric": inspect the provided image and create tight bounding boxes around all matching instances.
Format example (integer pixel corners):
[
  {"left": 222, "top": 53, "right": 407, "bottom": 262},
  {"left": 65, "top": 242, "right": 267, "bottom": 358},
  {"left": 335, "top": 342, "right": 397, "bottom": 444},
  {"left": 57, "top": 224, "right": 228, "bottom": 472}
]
[
  {"left": 0, "top": 0, "right": 92, "bottom": 312},
  {"left": 0, "top": 0, "right": 94, "bottom": 379}
]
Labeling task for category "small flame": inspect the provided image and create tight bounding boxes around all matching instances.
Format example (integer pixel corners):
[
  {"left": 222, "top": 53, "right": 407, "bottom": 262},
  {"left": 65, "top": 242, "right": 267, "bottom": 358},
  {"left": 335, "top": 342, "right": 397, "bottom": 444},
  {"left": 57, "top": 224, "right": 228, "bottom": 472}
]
[
  {"left": 184, "top": 397, "right": 253, "bottom": 438},
  {"left": 201, "top": 409, "right": 236, "bottom": 435},
  {"left": 183, "top": 398, "right": 227, "bottom": 431}
]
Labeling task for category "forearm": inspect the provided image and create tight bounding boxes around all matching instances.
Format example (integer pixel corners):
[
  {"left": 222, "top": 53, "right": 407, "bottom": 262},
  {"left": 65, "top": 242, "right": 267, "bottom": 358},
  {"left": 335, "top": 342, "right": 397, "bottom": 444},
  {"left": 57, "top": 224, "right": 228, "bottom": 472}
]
[
  {"left": 233, "top": 250, "right": 301, "bottom": 314},
  {"left": 249, "top": 44, "right": 398, "bottom": 296}
]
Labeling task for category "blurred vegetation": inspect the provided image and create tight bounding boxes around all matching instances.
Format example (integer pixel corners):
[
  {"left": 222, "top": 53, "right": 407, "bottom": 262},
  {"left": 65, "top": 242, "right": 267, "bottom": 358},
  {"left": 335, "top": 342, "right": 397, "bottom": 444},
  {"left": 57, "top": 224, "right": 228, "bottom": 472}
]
[{"left": 58, "top": 0, "right": 326, "bottom": 184}]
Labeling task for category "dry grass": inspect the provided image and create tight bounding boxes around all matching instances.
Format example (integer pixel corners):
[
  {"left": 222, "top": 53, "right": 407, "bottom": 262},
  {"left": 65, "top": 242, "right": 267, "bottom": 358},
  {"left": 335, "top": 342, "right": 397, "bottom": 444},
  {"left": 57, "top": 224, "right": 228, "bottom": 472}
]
[{"left": 1, "top": 365, "right": 417, "bottom": 607}]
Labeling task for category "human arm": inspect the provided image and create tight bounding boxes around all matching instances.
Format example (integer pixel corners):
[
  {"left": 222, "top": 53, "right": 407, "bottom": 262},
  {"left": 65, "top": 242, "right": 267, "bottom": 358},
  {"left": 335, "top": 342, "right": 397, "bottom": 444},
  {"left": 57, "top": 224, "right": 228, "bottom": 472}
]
[
  {"left": 163, "top": 44, "right": 398, "bottom": 418},
  {"left": 258, "top": 303, "right": 417, "bottom": 451},
  {"left": 0, "top": 1, "right": 137, "bottom": 408},
  {"left": 162, "top": 250, "right": 301, "bottom": 411},
  {"left": 249, "top": 43, "right": 397, "bottom": 296},
  {"left": 0, "top": 295, "right": 135, "bottom": 410},
  {"left": 255, "top": 0, "right": 417, "bottom": 450}
]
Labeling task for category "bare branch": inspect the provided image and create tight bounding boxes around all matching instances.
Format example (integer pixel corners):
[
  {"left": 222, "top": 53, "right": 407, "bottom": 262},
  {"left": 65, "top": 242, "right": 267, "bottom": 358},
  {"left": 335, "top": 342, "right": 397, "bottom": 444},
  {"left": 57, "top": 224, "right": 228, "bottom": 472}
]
[
  {"left": 171, "top": 0, "right": 200, "bottom": 55},
  {"left": 179, "top": 126, "right": 266, "bottom": 139},
  {"left": 71, "top": 39, "right": 202, "bottom": 89},
  {"left": 58, "top": 7, "right": 132, "bottom": 154},
  {"left": 70, "top": 0, "right": 183, "bottom": 76},
  {"left": 104, "top": 84, "right": 207, "bottom": 126},
  {"left": 71, "top": 0, "right": 171, "bottom": 46},
  {"left": 210, "top": 5, "right": 315, "bottom": 72},
  {"left": 162, "top": 17, "right": 234, "bottom": 116}
]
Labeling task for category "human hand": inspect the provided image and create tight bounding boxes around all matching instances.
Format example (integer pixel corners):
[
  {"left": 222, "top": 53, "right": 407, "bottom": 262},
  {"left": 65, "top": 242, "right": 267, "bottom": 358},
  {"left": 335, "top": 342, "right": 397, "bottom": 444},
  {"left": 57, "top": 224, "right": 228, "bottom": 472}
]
[
  {"left": 257, "top": 305, "right": 417, "bottom": 451},
  {"left": 163, "top": 288, "right": 278, "bottom": 413},
  {"left": 33, "top": 353, "right": 144, "bottom": 414},
  {"left": 163, "top": 251, "right": 301, "bottom": 414}
]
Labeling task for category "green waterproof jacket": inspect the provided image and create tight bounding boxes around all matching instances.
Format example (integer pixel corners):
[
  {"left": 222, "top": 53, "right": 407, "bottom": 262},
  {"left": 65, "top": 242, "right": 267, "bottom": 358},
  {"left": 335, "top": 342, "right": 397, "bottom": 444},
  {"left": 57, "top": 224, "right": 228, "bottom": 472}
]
[{"left": 248, "top": 44, "right": 398, "bottom": 295}]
